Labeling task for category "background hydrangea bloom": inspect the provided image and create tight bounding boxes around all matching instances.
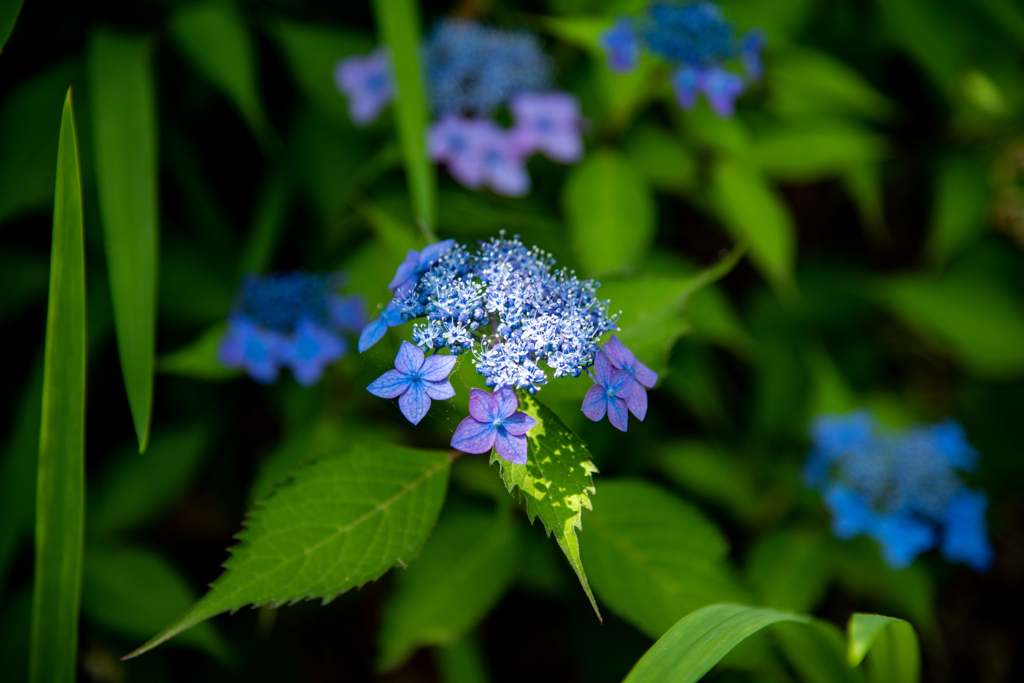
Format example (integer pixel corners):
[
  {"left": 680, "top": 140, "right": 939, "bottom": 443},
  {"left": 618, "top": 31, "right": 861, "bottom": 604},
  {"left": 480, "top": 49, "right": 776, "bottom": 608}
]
[
  {"left": 218, "top": 272, "right": 366, "bottom": 386},
  {"left": 805, "top": 410, "right": 994, "bottom": 571},
  {"left": 509, "top": 92, "right": 584, "bottom": 164},
  {"left": 429, "top": 117, "right": 531, "bottom": 196},
  {"left": 599, "top": 18, "right": 641, "bottom": 73},
  {"left": 332, "top": 47, "right": 392, "bottom": 126}
]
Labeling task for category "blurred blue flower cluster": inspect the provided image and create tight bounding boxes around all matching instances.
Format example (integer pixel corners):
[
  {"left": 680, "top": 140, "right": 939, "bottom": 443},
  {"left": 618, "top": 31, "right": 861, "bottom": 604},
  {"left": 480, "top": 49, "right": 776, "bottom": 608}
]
[
  {"left": 363, "top": 235, "right": 657, "bottom": 444},
  {"left": 218, "top": 272, "right": 366, "bottom": 386},
  {"left": 805, "top": 410, "right": 994, "bottom": 571},
  {"left": 334, "top": 20, "right": 584, "bottom": 197},
  {"left": 600, "top": 1, "right": 765, "bottom": 118}
]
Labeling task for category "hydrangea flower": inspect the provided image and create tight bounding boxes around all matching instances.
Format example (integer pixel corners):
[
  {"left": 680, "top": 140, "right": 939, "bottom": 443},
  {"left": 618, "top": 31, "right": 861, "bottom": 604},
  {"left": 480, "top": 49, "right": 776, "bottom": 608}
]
[
  {"left": 581, "top": 350, "right": 633, "bottom": 432},
  {"left": 599, "top": 1, "right": 766, "bottom": 119},
  {"left": 332, "top": 48, "right": 393, "bottom": 126},
  {"left": 805, "top": 410, "right": 994, "bottom": 571},
  {"left": 428, "top": 117, "right": 531, "bottom": 197},
  {"left": 603, "top": 335, "right": 658, "bottom": 420},
  {"left": 451, "top": 387, "right": 537, "bottom": 464},
  {"left": 389, "top": 239, "right": 457, "bottom": 297},
  {"left": 367, "top": 341, "right": 456, "bottom": 424},
  {"left": 510, "top": 92, "right": 585, "bottom": 164},
  {"left": 218, "top": 271, "right": 366, "bottom": 386}
]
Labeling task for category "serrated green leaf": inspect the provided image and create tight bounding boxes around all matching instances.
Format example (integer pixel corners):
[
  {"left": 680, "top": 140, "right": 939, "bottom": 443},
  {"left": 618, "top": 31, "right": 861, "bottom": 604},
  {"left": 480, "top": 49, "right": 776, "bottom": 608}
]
[
  {"left": 126, "top": 444, "right": 452, "bottom": 658},
  {"left": 623, "top": 604, "right": 810, "bottom": 683},
  {"left": 170, "top": 3, "right": 272, "bottom": 146},
  {"left": 30, "top": 88, "right": 86, "bottom": 683},
  {"left": 847, "top": 614, "right": 920, "bottom": 683},
  {"left": 377, "top": 508, "right": 520, "bottom": 670},
  {"left": 490, "top": 394, "right": 600, "bottom": 619},
  {"left": 88, "top": 426, "right": 208, "bottom": 537},
  {"left": 563, "top": 150, "right": 656, "bottom": 276},
  {"left": 371, "top": 0, "right": 437, "bottom": 237},
  {"left": 87, "top": 29, "right": 158, "bottom": 453},
  {"left": 581, "top": 479, "right": 750, "bottom": 639},
  {"left": 157, "top": 324, "right": 240, "bottom": 381},
  {"left": 0, "top": 0, "right": 24, "bottom": 50},
  {"left": 82, "top": 547, "right": 231, "bottom": 663}
]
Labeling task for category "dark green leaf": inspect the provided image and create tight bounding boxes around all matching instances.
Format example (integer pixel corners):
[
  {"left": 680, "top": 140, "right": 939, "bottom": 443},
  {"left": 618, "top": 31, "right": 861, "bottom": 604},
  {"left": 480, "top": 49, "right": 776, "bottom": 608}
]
[
  {"left": 774, "top": 620, "right": 862, "bottom": 683},
  {"left": 377, "top": 508, "right": 520, "bottom": 670},
  {"left": 0, "top": 0, "right": 24, "bottom": 50},
  {"left": 655, "top": 442, "right": 756, "bottom": 521},
  {"left": 581, "top": 479, "right": 750, "bottom": 639},
  {"left": 0, "top": 248, "right": 49, "bottom": 322},
  {"left": 436, "top": 635, "right": 490, "bottom": 683},
  {"left": 623, "top": 124, "right": 698, "bottom": 194},
  {"left": 238, "top": 171, "right": 289, "bottom": 277},
  {"left": 30, "top": 88, "right": 86, "bottom": 683},
  {"left": 769, "top": 48, "right": 894, "bottom": 121},
  {"left": 750, "top": 121, "right": 886, "bottom": 183},
  {"left": 926, "top": 154, "right": 990, "bottom": 264},
  {"left": 563, "top": 150, "right": 656, "bottom": 275},
  {"left": 157, "top": 324, "right": 240, "bottom": 381},
  {"left": 847, "top": 614, "right": 920, "bottom": 683},
  {"left": 125, "top": 445, "right": 452, "bottom": 658},
  {"left": 623, "top": 604, "right": 809, "bottom": 683},
  {"left": 371, "top": 0, "right": 437, "bottom": 237},
  {"left": 490, "top": 394, "right": 600, "bottom": 618},
  {"left": 87, "top": 29, "right": 158, "bottom": 452},
  {"left": 747, "top": 528, "right": 832, "bottom": 613}
]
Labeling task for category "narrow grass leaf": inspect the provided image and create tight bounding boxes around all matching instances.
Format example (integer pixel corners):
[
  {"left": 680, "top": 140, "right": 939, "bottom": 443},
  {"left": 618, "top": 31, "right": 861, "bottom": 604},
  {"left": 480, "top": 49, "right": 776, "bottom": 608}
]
[
  {"left": 847, "top": 614, "right": 920, "bottom": 683},
  {"left": 30, "top": 88, "right": 87, "bottom": 683},
  {"left": 87, "top": 29, "right": 158, "bottom": 452},
  {"left": 371, "top": 0, "right": 437, "bottom": 238},
  {"left": 0, "top": 0, "right": 24, "bottom": 51},
  {"left": 125, "top": 444, "right": 452, "bottom": 658}
]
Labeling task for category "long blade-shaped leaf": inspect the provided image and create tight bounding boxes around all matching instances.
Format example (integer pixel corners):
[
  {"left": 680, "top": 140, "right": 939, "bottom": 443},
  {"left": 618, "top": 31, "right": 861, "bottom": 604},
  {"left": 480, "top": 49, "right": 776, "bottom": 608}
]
[
  {"left": 371, "top": 0, "right": 437, "bottom": 240},
  {"left": 30, "top": 88, "right": 87, "bottom": 683},
  {"left": 87, "top": 29, "right": 158, "bottom": 452},
  {"left": 623, "top": 604, "right": 809, "bottom": 683},
  {"left": 847, "top": 614, "right": 920, "bottom": 683},
  {"left": 0, "top": 0, "right": 24, "bottom": 51},
  {"left": 125, "top": 444, "right": 452, "bottom": 659},
  {"left": 491, "top": 394, "right": 601, "bottom": 619}
]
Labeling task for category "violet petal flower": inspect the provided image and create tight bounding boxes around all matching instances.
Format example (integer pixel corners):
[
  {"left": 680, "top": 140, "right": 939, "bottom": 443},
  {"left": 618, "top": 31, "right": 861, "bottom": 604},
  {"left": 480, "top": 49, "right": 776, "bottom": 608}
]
[
  {"left": 430, "top": 117, "right": 531, "bottom": 196},
  {"left": 581, "top": 350, "right": 632, "bottom": 431},
  {"left": 217, "top": 316, "right": 285, "bottom": 384},
  {"left": 388, "top": 239, "right": 458, "bottom": 296},
  {"left": 740, "top": 28, "right": 767, "bottom": 82},
  {"left": 451, "top": 386, "right": 537, "bottom": 464},
  {"left": 602, "top": 335, "right": 658, "bottom": 421},
  {"left": 333, "top": 48, "right": 393, "bottom": 126},
  {"left": 671, "top": 65, "right": 702, "bottom": 111},
  {"left": 367, "top": 341, "right": 457, "bottom": 424},
  {"left": 358, "top": 301, "right": 407, "bottom": 353},
  {"left": 510, "top": 91, "right": 584, "bottom": 164},
  {"left": 700, "top": 66, "right": 746, "bottom": 119},
  {"left": 599, "top": 17, "right": 640, "bottom": 74},
  {"left": 281, "top": 319, "right": 347, "bottom": 387},
  {"left": 475, "top": 123, "right": 531, "bottom": 197}
]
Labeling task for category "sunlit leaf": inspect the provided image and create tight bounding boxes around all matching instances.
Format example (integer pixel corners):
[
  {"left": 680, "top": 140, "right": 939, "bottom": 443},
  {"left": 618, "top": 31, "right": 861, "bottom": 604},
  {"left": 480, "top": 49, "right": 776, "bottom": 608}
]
[
  {"left": 377, "top": 508, "right": 520, "bottom": 670},
  {"left": 87, "top": 29, "right": 158, "bottom": 452},
  {"left": 30, "top": 88, "right": 86, "bottom": 683},
  {"left": 847, "top": 614, "right": 920, "bottom": 683},
  {"left": 491, "top": 394, "right": 600, "bottom": 618},
  {"left": 581, "top": 479, "right": 751, "bottom": 639},
  {"left": 125, "top": 445, "right": 452, "bottom": 658}
]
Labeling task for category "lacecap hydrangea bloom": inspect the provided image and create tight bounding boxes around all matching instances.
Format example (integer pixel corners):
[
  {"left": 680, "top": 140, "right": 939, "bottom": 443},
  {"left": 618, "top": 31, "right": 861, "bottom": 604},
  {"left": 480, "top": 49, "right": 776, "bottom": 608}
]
[
  {"left": 334, "top": 19, "right": 585, "bottom": 197},
  {"left": 218, "top": 272, "right": 366, "bottom": 386},
  {"left": 363, "top": 235, "right": 658, "bottom": 462},
  {"left": 599, "top": 1, "right": 766, "bottom": 118},
  {"left": 804, "top": 410, "right": 995, "bottom": 571}
]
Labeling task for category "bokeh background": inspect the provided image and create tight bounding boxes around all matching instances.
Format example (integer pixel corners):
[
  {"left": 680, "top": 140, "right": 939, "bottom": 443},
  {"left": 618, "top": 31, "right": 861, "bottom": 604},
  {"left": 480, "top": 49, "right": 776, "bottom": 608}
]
[{"left": 1, "top": 0, "right": 1023, "bottom": 681}]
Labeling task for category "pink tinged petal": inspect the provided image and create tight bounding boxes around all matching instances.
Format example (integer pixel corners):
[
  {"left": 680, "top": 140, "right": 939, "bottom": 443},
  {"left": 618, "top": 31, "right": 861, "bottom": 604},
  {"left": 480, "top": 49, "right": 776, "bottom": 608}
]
[
  {"left": 607, "top": 396, "right": 630, "bottom": 432},
  {"left": 398, "top": 382, "right": 432, "bottom": 425},
  {"left": 606, "top": 336, "right": 635, "bottom": 367},
  {"left": 423, "top": 379, "right": 455, "bottom": 401},
  {"left": 451, "top": 416, "right": 498, "bottom": 454},
  {"left": 503, "top": 411, "right": 536, "bottom": 436},
  {"left": 495, "top": 429, "right": 528, "bottom": 465},
  {"left": 367, "top": 369, "right": 411, "bottom": 399},
  {"left": 625, "top": 380, "right": 648, "bottom": 421},
  {"left": 468, "top": 387, "right": 499, "bottom": 422},
  {"left": 447, "top": 152, "right": 487, "bottom": 189},
  {"left": 420, "top": 353, "right": 457, "bottom": 381},
  {"left": 632, "top": 358, "right": 658, "bottom": 388},
  {"left": 581, "top": 385, "right": 608, "bottom": 422},
  {"left": 394, "top": 341, "right": 425, "bottom": 375},
  {"left": 494, "top": 385, "right": 519, "bottom": 419},
  {"left": 593, "top": 350, "right": 614, "bottom": 386}
]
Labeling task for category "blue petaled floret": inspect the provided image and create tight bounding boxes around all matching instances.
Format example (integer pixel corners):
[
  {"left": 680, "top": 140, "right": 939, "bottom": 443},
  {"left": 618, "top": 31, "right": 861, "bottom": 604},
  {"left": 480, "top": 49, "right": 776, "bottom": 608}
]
[
  {"left": 641, "top": 1, "right": 736, "bottom": 65},
  {"left": 218, "top": 271, "right": 366, "bottom": 386},
  {"left": 804, "top": 410, "right": 995, "bottom": 572},
  {"left": 424, "top": 19, "right": 552, "bottom": 116}
]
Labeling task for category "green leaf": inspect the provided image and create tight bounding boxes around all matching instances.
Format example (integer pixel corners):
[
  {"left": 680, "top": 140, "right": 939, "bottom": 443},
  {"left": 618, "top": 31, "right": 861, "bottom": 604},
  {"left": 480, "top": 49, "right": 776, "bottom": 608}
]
[
  {"left": 371, "top": 0, "right": 437, "bottom": 238},
  {"left": 0, "top": 0, "right": 24, "bottom": 50},
  {"left": 769, "top": 48, "right": 894, "bottom": 121},
  {"left": 709, "top": 158, "right": 796, "bottom": 290},
  {"left": 747, "top": 528, "right": 832, "bottom": 614},
  {"left": 774, "top": 620, "right": 862, "bottom": 683},
  {"left": 170, "top": 3, "right": 272, "bottom": 146},
  {"left": 269, "top": 20, "right": 373, "bottom": 127},
  {"left": 125, "top": 444, "right": 452, "bottom": 658},
  {"left": 623, "top": 124, "right": 698, "bottom": 194},
  {"left": 88, "top": 426, "right": 208, "bottom": 537},
  {"left": 847, "top": 614, "right": 920, "bottom": 683},
  {"left": 377, "top": 508, "right": 520, "bottom": 670},
  {"left": 581, "top": 479, "right": 750, "bottom": 639},
  {"left": 926, "top": 154, "right": 990, "bottom": 264},
  {"left": 490, "top": 394, "right": 600, "bottom": 618},
  {"left": 655, "top": 441, "right": 756, "bottom": 521},
  {"left": 750, "top": 121, "right": 886, "bottom": 183},
  {"left": 157, "top": 324, "right": 240, "bottom": 381},
  {"left": 622, "top": 604, "right": 809, "bottom": 683},
  {"left": 238, "top": 171, "right": 289, "bottom": 277},
  {"left": 82, "top": 547, "right": 231, "bottom": 663},
  {"left": 563, "top": 150, "right": 656, "bottom": 276},
  {"left": 30, "top": 88, "right": 87, "bottom": 683},
  {"left": 436, "top": 635, "right": 490, "bottom": 683},
  {"left": 87, "top": 29, "right": 158, "bottom": 452}
]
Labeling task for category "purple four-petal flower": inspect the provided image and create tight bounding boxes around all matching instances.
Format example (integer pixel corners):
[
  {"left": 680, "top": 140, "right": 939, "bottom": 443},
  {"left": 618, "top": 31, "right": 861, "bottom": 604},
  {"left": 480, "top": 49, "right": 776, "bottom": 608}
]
[
  {"left": 218, "top": 317, "right": 286, "bottom": 384},
  {"left": 281, "top": 319, "right": 348, "bottom": 387},
  {"left": 367, "top": 341, "right": 457, "bottom": 424},
  {"left": 333, "top": 48, "right": 393, "bottom": 126},
  {"left": 510, "top": 92, "right": 584, "bottom": 164},
  {"left": 602, "top": 335, "right": 658, "bottom": 421},
  {"left": 598, "top": 17, "right": 640, "bottom": 74},
  {"left": 451, "top": 386, "right": 537, "bottom": 464},
  {"left": 388, "top": 239, "right": 457, "bottom": 297},
  {"left": 581, "top": 350, "right": 633, "bottom": 432}
]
